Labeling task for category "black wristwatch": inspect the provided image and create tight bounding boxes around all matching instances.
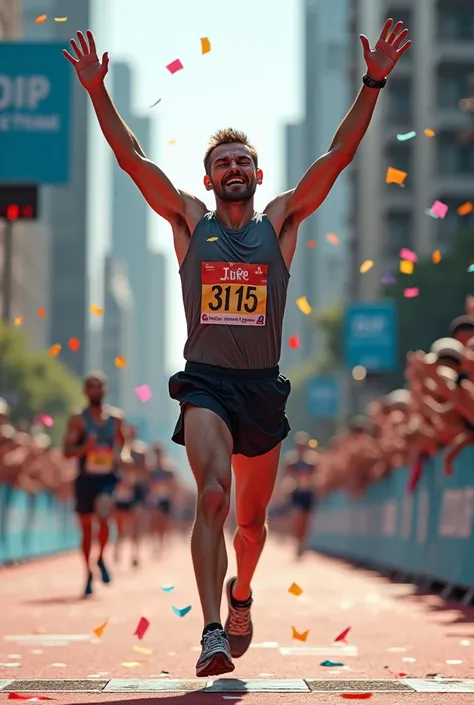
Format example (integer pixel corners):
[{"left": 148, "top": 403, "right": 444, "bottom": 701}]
[{"left": 363, "top": 74, "right": 387, "bottom": 89}]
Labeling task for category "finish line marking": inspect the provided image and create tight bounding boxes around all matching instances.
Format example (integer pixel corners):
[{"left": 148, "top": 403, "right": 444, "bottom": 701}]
[{"left": 1, "top": 679, "right": 474, "bottom": 693}]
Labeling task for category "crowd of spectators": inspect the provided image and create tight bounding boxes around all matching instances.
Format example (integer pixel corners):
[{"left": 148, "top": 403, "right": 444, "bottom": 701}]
[{"left": 316, "top": 298, "right": 474, "bottom": 497}]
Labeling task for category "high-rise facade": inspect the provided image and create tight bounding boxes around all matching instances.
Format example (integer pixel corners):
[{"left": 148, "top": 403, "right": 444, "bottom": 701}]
[{"left": 0, "top": 0, "right": 21, "bottom": 37}]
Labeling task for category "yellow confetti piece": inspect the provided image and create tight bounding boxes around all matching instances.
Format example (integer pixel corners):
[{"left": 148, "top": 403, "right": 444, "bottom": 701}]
[
  {"left": 326, "top": 233, "right": 340, "bottom": 246},
  {"left": 432, "top": 250, "right": 442, "bottom": 264},
  {"left": 288, "top": 582, "right": 303, "bottom": 596},
  {"left": 292, "top": 626, "right": 309, "bottom": 642},
  {"left": 207, "top": 237, "right": 219, "bottom": 242},
  {"left": 92, "top": 619, "right": 108, "bottom": 639},
  {"left": 360, "top": 260, "right": 374, "bottom": 274},
  {"left": 386, "top": 166, "right": 407, "bottom": 185},
  {"left": 48, "top": 344, "right": 61, "bottom": 357},
  {"left": 115, "top": 356, "right": 126, "bottom": 368},
  {"left": 89, "top": 304, "right": 104, "bottom": 316},
  {"left": 309, "top": 439, "right": 318, "bottom": 449},
  {"left": 399, "top": 260, "right": 414, "bottom": 275},
  {"left": 458, "top": 201, "right": 473, "bottom": 216},
  {"left": 296, "top": 296, "right": 312, "bottom": 315},
  {"left": 424, "top": 128, "right": 435, "bottom": 138},
  {"left": 14, "top": 316, "right": 23, "bottom": 327},
  {"left": 35, "top": 14, "right": 47, "bottom": 23},
  {"left": 54, "top": 17, "right": 67, "bottom": 22},
  {"left": 167, "top": 139, "right": 176, "bottom": 145},
  {"left": 122, "top": 660, "right": 148, "bottom": 668},
  {"left": 200, "top": 37, "right": 211, "bottom": 54},
  {"left": 132, "top": 646, "right": 153, "bottom": 655}
]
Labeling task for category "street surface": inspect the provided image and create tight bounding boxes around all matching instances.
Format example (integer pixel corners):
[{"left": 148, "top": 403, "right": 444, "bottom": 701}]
[{"left": 1, "top": 534, "right": 474, "bottom": 703}]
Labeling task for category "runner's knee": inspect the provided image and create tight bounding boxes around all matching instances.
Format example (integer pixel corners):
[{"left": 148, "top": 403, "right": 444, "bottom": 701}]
[
  {"left": 238, "top": 516, "right": 267, "bottom": 543},
  {"left": 198, "top": 471, "right": 231, "bottom": 519}
]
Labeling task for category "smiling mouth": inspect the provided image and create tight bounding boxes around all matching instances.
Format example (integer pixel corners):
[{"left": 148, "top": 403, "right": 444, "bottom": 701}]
[{"left": 225, "top": 177, "right": 246, "bottom": 186}]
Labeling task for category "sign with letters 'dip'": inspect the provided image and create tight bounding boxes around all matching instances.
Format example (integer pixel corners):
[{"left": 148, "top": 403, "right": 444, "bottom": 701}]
[
  {"left": 0, "top": 42, "right": 72, "bottom": 184},
  {"left": 344, "top": 301, "right": 397, "bottom": 372},
  {"left": 306, "top": 375, "right": 340, "bottom": 419}
]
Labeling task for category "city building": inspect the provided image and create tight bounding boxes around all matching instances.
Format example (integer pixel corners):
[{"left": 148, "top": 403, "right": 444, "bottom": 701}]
[
  {"left": 350, "top": 0, "right": 474, "bottom": 301},
  {"left": 21, "top": 0, "right": 91, "bottom": 375},
  {"left": 0, "top": 0, "right": 21, "bottom": 37}
]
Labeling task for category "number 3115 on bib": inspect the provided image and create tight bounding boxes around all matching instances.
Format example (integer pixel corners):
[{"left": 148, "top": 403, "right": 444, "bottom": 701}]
[{"left": 200, "top": 262, "right": 268, "bottom": 326}]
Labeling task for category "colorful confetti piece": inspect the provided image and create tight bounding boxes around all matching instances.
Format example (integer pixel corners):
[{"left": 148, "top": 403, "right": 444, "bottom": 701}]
[
  {"left": 326, "top": 233, "right": 340, "bottom": 246},
  {"left": 288, "top": 582, "right": 303, "bottom": 596},
  {"left": 360, "top": 260, "right": 374, "bottom": 274},
  {"left": 207, "top": 237, "right": 219, "bottom": 242},
  {"left": 381, "top": 273, "right": 396, "bottom": 285},
  {"left": 396, "top": 131, "right": 416, "bottom": 142},
  {"left": 166, "top": 58, "right": 184, "bottom": 74},
  {"left": 121, "top": 661, "right": 142, "bottom": 668},
  {"left": 14, "top": 316, "right": 23, "bottom": 327},
  {"left": 35, "top": 15, "right": 47, "bottom": 23},
  {"left": 399, "top": 248, "right": 417, "bottom": 263},
  {"left": 53, "top": 17, "right": 67, "bottom": 22},
  {"left": 92, "top": 619, "right": 108, "bottom": 639},
  {"left": 48, "top": 344, "right": 61, "bottom": 357},
  {"left": 68, "top": 338, "right": 80, "bottom": 352},
  {"left": 424, "top": 128, "right": 435, "bottom": 138},
  {"left": 425, "top": 208, "right": 439, "bottom": 219},
  {"left": 432, "top": 250, "right": 442, "bottom": 264},
  {"left": 386, "top": 166, "right": 407, "bottom": 185},
  {"left": 321, "top": 660, "right": 344, "bottom": 667},
  {"left": 134, "top": 385, "right": 152, "bottom": 403},
  {"left": 458, "top": 201, "right": 473, "bottom": 216},
  {"left": 288, "top": 335, "right": 300, "bottom": 349},
  {"left": 468, "top": 265, "right": 474, "bottom": 273},
  {"left": 172, "top": 605, "right": 192, "bottom": 618},
  {"left": 38, "top": 307, "right": 45, "bottom": 318},
  {"left": 89, "top": 304, "right": 103, "bottom": 316},
  {"left": 200, "top": 37, "right": 211, "bottom": 54},
  {"left": 334, "top": 627, "right": 351, "bottom": 643},
  {"left": 132, "top": 646, "right": 152, "bottom": 655},
  {"left": 291, "top": 626, "right": 309, "bottom": 642},
  {"left": 38, "top": 414, "right": 54, "bottom": 428},
  {"left": 115, "top": 356, "right": 126, "bottom": 368},
  {"left": 296, "top": 296, "right": 312, "bottom": 315},
  {"left": 404, "top": 287, "right": 419, "bottom": 298},
  {"left": 134, "top": 616, "right": 150, "bottom": 640},
  {"left": 429, "top": 200, "right": 448, "bottom": 219},
  {"left": 160, "top": 585, "right": 175, "bottom": 593},
  {"left": 399, "top": 260, "right": 414, "bottom": 275},
  {"left": 307, "top": 240, "right": 316, "bottom": 248},
  {"left": 340, "top": 695, "right": 373, "bottom": 700},
  {"left": 8, "top": 695, "right": 54, "bottom": 701}
]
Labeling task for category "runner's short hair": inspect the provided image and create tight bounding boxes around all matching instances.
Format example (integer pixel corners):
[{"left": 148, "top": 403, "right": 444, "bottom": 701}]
[
  {"left": 203, "top": 128, "right": 258, "bottom": 175},
  {"left": 84, "top": 370, "right": 107, "bottom": 385}
]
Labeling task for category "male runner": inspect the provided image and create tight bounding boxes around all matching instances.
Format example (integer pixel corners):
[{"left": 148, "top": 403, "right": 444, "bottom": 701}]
[
  {"left": 63, "top": 371, "right": 131, "bottom": 597},
  {"left": 64, "top": 18, "right": 411, "bottom": 673},
  {"left": 281, "top": 431, "right": 319, "bottom": 557},
  {"left": 147, "top": 443, "right": 178, "bottom": 557}
]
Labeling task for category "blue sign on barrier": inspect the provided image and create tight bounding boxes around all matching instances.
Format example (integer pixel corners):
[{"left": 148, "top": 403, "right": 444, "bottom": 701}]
[
  {"left": 0, "top": 42, "right": 72, "bottom": 184},
  {"left": 344, "top": 301, "right": 397, "bottom": 371},
  {"left": 306, "top": 375, "right": 340, "bottom": 419}
]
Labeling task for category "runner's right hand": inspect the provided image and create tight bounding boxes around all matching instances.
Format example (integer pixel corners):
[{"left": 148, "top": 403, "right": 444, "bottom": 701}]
[{"left": 63, "top": 30, "right": 109, "bottom": 90}]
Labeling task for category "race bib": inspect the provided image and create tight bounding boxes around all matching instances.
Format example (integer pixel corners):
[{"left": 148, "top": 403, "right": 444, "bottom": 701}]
[
  {"left": 201, "top": 262, "right": 267, "bottom": 326},
  {"left": 86, "top": 448, "right": 114, "bottom": 475}
]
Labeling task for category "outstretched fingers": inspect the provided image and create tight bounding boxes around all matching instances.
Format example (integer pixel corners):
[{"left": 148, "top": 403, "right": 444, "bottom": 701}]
[
  {"left": 379, "top": 18, "right": 393, "bottom": 42},
  {"left": 392, "top": 27, "right": 409, "bottom": 49},
  {"left": 387, "top": 21, "right": 403, "bottom": 44},
  {"left": 86, "top": 30, "right": 97, "bottom": 54},
  {"left": 76, "top": 31, "right": 89, "bottom": 55},
  {"left": 62, "top": 49, "right": 77, "bottom": 65},
  {"left": 397, "top": 39, "right": 412, "bottom": 56},
  {"left": 69, "top": 38, "right": 83, "bottom": 60}
]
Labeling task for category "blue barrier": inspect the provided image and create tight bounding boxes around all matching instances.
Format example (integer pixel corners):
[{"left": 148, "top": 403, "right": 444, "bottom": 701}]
[
  {"left": 0, "top": 484, "right": 79, "bottom": 565},
  {"left": 308, "top": 446, "right": 474, "bottom": 589}
]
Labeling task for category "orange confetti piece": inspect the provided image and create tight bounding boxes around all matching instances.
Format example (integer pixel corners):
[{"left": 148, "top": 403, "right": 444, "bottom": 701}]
[
  {"left": 432, "top": 250, "right": 441, "bottom": 264},
  {"left": 458, "top": 201, "right": 473, "bottom": 216},
  {"left": 288, "top": 335, "right": 300, "bottom": 349},
  {"left": 309, "top": 439, "right": 318, "bottom": 449},
  {"left": 424, "top": 128, "right": 435, "bottom": 138},
  {"left": 386, "top": 166, "right": 407, "bottom": 185},
  {"left": 115, "top": 356, "right": 126, "bottom": 368},
  {"left": 35, "top": 14, "right": 47, "bottom": 23},
  {"left": 48, "top": 344, "right": 61, "bottom": 357},
  {"left": 291, "top": 626, "right": 309, "bottom": 642},
  {"left": 400, "top": 260, "right": 414, "bottom": 275},
  {"left": 307, "top": 240, "right": 316, "bottom": 248},
  {"left": 326, "top": 233, "right": 340, "bottom": 246},
  {"left": 288, "top": 582, "right": 303, "bottom": 596},
  {"left": 200, "top": 37, "right": 211, "bottom": 54},
  {"left": 92, "top": 619, "right": 108, "bottom": 639},
  {"left": 296, "top": 296, "right": 312, "bottom": 315},
  {"left": 89, "top": 304, "right": 103, "bottom": 316},
  {"left": 68, "top": 338, "right": 80, "bottom": 352},
  {"left": 38, "top": 307, "right": 45, "bottom": 318},
  {"left": 360, "top": 260, "right": 374, "bottom": 274},
  {"left": 14, "top": 316, "right": 23, "bottom": 327}
]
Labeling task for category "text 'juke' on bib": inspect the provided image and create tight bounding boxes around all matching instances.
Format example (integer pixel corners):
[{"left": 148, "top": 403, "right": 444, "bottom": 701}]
[
  {"left": 200, "top": 262, "right": 268, "bottom": 326},
  {"left": 86, "top": 447, "right": 114, "bottom": 475}
]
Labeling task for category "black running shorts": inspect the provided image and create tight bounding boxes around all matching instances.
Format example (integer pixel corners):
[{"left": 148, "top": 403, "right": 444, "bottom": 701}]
[{"left": 169, "top": 361, "right": 291, "bottom": 458}]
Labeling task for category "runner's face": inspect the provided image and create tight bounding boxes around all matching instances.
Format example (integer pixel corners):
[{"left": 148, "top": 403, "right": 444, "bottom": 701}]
[
  {"left": 85, "top": 380, "right": 105, "bottom": 406},
  {"left": 205, "top": 143, "right": 262, "bottom": 202}
]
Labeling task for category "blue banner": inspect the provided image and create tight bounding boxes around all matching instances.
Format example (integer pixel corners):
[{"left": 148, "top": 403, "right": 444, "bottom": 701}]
[
  {"left": 0, "top": 42, "right": 72, "bottom": 184},
  {"left": 306, "top": 375, "right": 340, "bottom": 419},
  {"left": 344, "top": 301, "right": 397, "bottom": 371},
  {"left": 308, "top": 447, "right": 474, "bottom": 589}
]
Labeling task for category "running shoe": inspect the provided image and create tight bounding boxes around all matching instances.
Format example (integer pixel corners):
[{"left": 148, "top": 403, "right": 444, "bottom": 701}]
[
  {"left": 224, "top": 576, "right": 253, "bottom": 658},
  {"left": 195, "top": 628, "right": 235, "bottom": 677},
  {"left": 97, "top": 558, "right": 111, "bottom": 584},
  {"left": 83, "top": 571, "right": 93, "bottom": 598}
]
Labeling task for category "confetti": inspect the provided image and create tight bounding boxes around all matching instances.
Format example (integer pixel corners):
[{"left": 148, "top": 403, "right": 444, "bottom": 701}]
[
  {"left": 160, "top": 585, "right": 175, "bottom": 592},
  {"left": 166, "top": 59, "right": 184, "bottom": 74},
  {"left": 397, "top": 131, "right": 416, "bottom": 142},
  {"left": 360, "top": 260, "right": 374, "bottom": 274},
  {"left": 115, "top": 356, "right": 126, "bottom": 368},
  {"left": 399, "top": 260, "right": 414, "bottom": 275},
  {"left": 134, "top": 616, "right": 150, "bottom": 640},
  {"left": 200, "top": 37, "right": 211, "bottom": 54},
  {"left": 432, "top": 250, "right": 442, "bottom": 264},
  {"left": 92, "top": 619, "right": 108, "bottom": 639},
  {"left": 51, "top": 663, "right": 66, "bottom": 667},
  {"left": 68, "top": 337, "right": 80, "bottom": 352},
  {"left": 121, "top": 661, "right": 141, "bottom": 668},
  {"left": 14, "top": 316, "right": 23, "bottom": 326},
  {"left": 309, "top": 439, "right": 318, "bottom": 448},
  {"left": 38, "top": 307, "right": 45, "bottom": 318},
  {"left": 207, "top": 237, "right": 219, "bottom": 242},
  {"left": 446, "top": 659, "right": 463, "bottom": 665},
  {"left": 429, "top": 200, "right": 448, "bottom": 219},
  {"left": 321, "top": 660, "right": 344, "bottom": 667},
  {"left": 150, "top": 98, "right": 162, "bottom": 108},
  {"left": 326, "top": 233, "right": 340, "bottom": 246},
  {"left": 167, "top": 139, "right": 176, "bottom": 145},
  {"left": 291, "top": 627, "right": 309, "bottom": 642},
  {"left": 53, "top": 17, "right": 67, "bottom": 22},
  {"left": 132, "top": 646, "right": 152, "bottom": 655},
  {"left": 334, "top": 627, "right": 351, "bottom": 643},
  {"left": 457, "top": 201, "right": 473, "bottom": 216},
  {"left": 8, "top": 695, "right": 54, "bottom": 701},
  {"left": 89, "top": 304, "right": 103, "bottom": 316},
  {"left": 381, "top": 273, "right": 396, "bottom": 285},
  {"left": 460, "top": 640, "right": 471, "bottom": 646},
  {"left": 424, "top": 128, "right": 435, "bottom": 138},
  {"left": 386, "top": 166, "right": 407, "bottom": 185},
  {"left": 468, "top": 265, "right": 474, "bottom": 273},
  {"left": 340, "top": 695, "right": 373, "bottom": 700},
  {"left": 35, "top": 15, "right": 47, "bottom": 23},
  {"left": 404, "top": 288, "right": 419, "bottom": 298},
  {"left": 288, "top": 335, "right": 300, "bottom": 349},
  {"left": 402, "top": 657, "right": 416, "bottom": 663},
  {"left": 296, "top": 296, "right": 312, "bottom": 315},
  {"left": 425, "top": 208, "right": 439, "bottom": 219},
  {"left": 134, "top": 385, "right": 152, "bottom": 403},
  {"left": 48, "top": 344, "right": 61, "bottom": 357},
  {"left": 288, "top": 582, "right": 303, "bottom": 596},
  {"left": 307, "top": 240, "right": 316, "bottom": 248},
  {"left": 400, "top": 248, "right": 417, "bottom": 263},
  {"left": 172, "top": 605, "right": 192, "bottom": 618},
  {"left": 38, "top": 414, "right": 54, "bottom": 427}
]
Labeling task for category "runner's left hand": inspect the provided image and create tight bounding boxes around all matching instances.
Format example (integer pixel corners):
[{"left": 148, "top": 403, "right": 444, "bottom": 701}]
[{"left": 360, "top": 18, "right": 411, "bottom": 81}]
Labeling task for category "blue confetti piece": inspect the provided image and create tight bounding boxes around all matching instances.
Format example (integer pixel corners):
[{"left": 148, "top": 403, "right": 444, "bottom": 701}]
[
  {"left": 172, "top": 605, "right": 192, "bottom": 617},
  {"left": 320, "top": 660, "right": 344, "bottom": 667},
  {"left": 425, "top": 208, "right": 439, "bottom": 219},
  {"left": 397, "top": 131, "right": 416, "bottom": 142},
  {"left": 160, "top": 585, "right": 175, "bottom": 593},
  {"left": 468, "top": 265, "right": 474, "bottom": 273},
  {"left": 381, "top": 273, "right": 396, "bottom": 285}
]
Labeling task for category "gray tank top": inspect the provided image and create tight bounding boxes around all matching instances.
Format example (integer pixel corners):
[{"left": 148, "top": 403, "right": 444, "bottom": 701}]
[{"left": 180, "top": 212, "right": 290, "bottom": 369}]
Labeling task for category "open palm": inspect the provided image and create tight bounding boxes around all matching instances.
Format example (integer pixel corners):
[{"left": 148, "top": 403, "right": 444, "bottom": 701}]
[
  {"left": 63, "top": 30, "right": 109, "bottom": 90},
  {"left": 360, "top": 18, "right": 411, "bottom": 81}
]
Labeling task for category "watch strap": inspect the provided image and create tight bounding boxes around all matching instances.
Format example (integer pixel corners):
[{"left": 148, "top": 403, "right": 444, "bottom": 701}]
[{"left": 363, "top": 74, "right": 387, "bottom": 89}]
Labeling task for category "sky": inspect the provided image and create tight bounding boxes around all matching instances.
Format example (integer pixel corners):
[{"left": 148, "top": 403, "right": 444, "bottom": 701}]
[{"left": 87, "top": 0, "right": 304, "bottom": 372}]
